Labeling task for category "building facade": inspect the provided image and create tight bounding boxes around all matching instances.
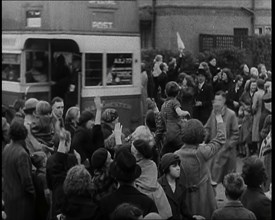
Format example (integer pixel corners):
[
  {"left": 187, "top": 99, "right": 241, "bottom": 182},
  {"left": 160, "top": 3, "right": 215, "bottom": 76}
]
[{"left": 138, "top": 0, "right": 271, "bottom": 54}]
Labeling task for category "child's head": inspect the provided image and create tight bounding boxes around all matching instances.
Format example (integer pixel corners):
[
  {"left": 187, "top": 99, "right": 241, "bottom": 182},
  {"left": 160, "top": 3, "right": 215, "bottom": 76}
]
[
  {"left": 160, "top": 153, "right": 181, "bottom": 178},
  {"left": 223, "top": 173, "right": 245, "bottom": 200},
  {"left": 165, "top": 81, "right": 180, "bottom": 98},
  {"left": 31, "top": 151, "right": 47, "bottom": 169}
]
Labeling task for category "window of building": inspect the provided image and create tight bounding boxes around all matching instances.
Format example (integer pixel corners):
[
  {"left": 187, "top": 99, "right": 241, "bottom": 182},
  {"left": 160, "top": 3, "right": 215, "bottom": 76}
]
[
  {"left": 26, "top": 10, "right": 41, "bottom": 28},
  {"left": 26, "top": 51, "right": 49, "bottom": 83},
  {"left": 106, "top": 53, "right": 132, "bottom": 86},
  {"left": 2, "top": 54, "right": 21, "bottom": 82},
  {"left": 85, "top": 53, "right": 103, "bottom": 86},
  {"left": 140, "top": 21, "right": 152, "bottom": 49},
  {"left": 255, "top": 27, "right": 263, "bottom": 35}
]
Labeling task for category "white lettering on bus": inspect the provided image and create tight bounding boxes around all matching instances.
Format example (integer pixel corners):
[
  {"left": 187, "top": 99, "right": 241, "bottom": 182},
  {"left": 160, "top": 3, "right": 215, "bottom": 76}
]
[
  {"left": 92, "top": 21, "right": 113, "bottom": 29},
  {"left": 114, "top": 58, "right": 132, "bottom": 64}
]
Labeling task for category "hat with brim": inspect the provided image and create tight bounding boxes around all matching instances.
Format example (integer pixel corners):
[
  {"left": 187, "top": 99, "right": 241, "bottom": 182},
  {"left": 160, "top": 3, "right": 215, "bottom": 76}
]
[
  {"left": 23, "top": 98, "right": 39, "bottom": 112},
  {"left": 110, "top": 150, "right": 141, "bottom": 183}
]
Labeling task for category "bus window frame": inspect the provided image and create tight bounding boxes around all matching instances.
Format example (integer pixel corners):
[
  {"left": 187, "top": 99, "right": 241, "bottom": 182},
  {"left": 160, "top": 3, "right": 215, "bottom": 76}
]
[
  {"left": 24, "top": 49, "right": 50, "bottom": 84},
  {"left": 2, "top": 53, "right": 22, "bottom": 83},
  {"left": 83, "top": 51, "right": 134, "bottom": 89}
]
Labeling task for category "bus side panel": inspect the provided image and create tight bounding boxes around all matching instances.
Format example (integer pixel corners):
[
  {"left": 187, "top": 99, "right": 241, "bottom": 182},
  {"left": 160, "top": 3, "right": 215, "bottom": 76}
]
[
  {"left": 81, "top": 95, "right": 142, "bottom": 133},
  {"left": 2, "top": 91, "right": 49, "bottom": 107}
]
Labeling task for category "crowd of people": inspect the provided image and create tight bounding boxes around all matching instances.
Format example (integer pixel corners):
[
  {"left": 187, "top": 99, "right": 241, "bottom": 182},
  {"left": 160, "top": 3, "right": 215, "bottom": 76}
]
[{"left": 2, "top": 50, "right": 272, "bottom": 220}]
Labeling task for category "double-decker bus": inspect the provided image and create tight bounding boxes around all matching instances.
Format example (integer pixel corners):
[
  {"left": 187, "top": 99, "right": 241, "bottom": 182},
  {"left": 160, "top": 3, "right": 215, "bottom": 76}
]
[{"left": 2, "top": 0, "right": 142, "bottom": 130}]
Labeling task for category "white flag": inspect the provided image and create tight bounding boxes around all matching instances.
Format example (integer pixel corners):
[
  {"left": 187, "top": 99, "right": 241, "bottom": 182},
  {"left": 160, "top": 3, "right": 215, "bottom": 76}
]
[{"left": 177, "top": 32, "right": 185, "bottom": 50}]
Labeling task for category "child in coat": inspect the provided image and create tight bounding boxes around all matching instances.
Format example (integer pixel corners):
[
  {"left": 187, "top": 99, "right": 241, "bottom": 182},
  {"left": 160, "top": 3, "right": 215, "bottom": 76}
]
[{"left": 158, "top": 153, "right": 205, "bottom": 220}]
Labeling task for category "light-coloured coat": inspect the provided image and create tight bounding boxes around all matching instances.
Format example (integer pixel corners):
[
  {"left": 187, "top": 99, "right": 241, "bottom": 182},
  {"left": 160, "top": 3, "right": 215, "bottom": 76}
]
[
  {"left": 175, "top": 122, "right": 226, "bottom": 219},
  {"left": 205, "top": 106, "right": 239, "bottom": 184}
]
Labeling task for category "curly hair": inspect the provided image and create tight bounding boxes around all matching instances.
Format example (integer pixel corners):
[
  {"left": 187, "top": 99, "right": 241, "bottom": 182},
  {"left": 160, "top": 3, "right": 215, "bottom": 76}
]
[
  {"left": 241, "top": 156, "right": 267, "bottom": 188},
  {"left": 63, "top": 165, "right": 93, "bottom": 196},
  {"left": 181, "top": 119, "right": 205, "bottom": 145},
  {"left": 131, "top": 125, "right": 155, "bottom": 147},
  {"left": 9, "top": 117, "right": 28, "bottom": 141},
  {"left": 177, "top": 72, "right": 196, "bottom": 88},
  {"left": 223, "top": 173, "right": 245, "bottom": 200}
]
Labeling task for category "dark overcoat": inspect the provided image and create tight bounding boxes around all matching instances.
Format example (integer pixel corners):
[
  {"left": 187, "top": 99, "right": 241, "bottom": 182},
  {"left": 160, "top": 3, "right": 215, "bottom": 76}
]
[{"left": 2, "top": 141, "right": 36, "bottom": 220}]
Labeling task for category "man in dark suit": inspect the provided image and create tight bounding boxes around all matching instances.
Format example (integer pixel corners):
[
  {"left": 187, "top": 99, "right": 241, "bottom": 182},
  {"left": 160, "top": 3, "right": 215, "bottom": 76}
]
[
  {"left": 99, "top": 149, "right": 158, "bottom": 220},
  {"left": 193, "top": 69, "right": 214, "bottom": 125}
]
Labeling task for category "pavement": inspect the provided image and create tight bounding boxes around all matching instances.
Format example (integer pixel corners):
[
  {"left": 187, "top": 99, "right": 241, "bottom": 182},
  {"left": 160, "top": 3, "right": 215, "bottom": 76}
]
[{"left": 215, "top": 156, "right": 244, "bottom": 208}]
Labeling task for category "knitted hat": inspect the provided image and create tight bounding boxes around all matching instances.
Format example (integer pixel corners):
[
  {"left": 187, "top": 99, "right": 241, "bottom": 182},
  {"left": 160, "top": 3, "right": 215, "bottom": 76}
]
[
  {"left": 78, "top": 110, "right": 94, "bottom": 126},
  {"left": 23, "top": 98, "right": 39, "bottom": 112},
  {"left": 31, "top": 151, "right": 47, "bottom": 168},
  {"left": 102, "top": 108, "right": 118, "bottom": 123},
  {"left": 110, "top": 150, "right": 141, "bottom": 183},
  {"left": 91, "top": 148, "right": 108, "bottom": 169},
  {"left": 132, "top": 139, "right": 152, "bottom": 159},
  {"left": 160, "top": 153, "right": 181, "bottom": 174}
]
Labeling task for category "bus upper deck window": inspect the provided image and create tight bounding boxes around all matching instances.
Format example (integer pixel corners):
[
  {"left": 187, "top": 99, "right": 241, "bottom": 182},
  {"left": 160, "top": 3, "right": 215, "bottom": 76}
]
[
  {"left": 106, "top": 53, "right": 132, "bottom": 86},
  {"left": 85, "top": 53, "right": 103, "bottom": 86},
  {"left": 2, "top": 54, "right": 21, "bottom": 82},
  {"left": 26, "top": 51, "right": 49, "bottom": 83}
]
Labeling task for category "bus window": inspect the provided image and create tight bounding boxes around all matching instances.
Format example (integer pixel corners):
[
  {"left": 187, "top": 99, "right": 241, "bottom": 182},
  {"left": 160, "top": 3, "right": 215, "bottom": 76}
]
[
  {"left": 85, "top": 53, "right": 103, "bottom": 86},
  {"left": 2, "top": 54, "right": 20, "bottom": 82},
  {"left": 106, "top": 53, "right": 132, "bottom": 86},
  {"left": 26, "top": 51, "right": 49, "bottom": 83}
]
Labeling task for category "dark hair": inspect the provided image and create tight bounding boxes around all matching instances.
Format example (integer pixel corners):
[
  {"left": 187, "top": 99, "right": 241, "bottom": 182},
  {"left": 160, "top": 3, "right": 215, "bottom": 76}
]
[
  {"left": 51, "top": 96, "right": 64, "bottom": 106},
  {"left": 223, "top": 173, "right": 245, "bottom": 200},
  {"left": 257, "top": 63, "right": 266, "bottom": 73},
  {"left": 13, "top": 99, "right": 25, "bottom": 112},
  {"left": 165, "top": 81, "right": 180, "bottom": 97},
  {"left": 234, "top": 74, "right": 243, "bottom": 82},
  {"left": 242, "top": 156, "right": 267, "bottom": 188},
  {"left": 177, "top": 72, "right": 196, "bottom": 88},
  {"left": 164, "top": 161, "right": 180, "bottom": 174},
  {"left": 239, "top": 63, "right": 249, "bottom": 75},
  {"left": 9, "top": 117, "right": 28, "bottom": 141},
  {"left": 222, "top": 68, "right": 232, "bottom": 81},
  {"left": 111, "top": 203, "right": 143, "bottom": 220},
  {"left": 215, "top": 90, "right": 227, "bottom": 100},
  {"left": 257, "top": 78, "right": 265, "bottom": 90},
  {"left": 181, "top": 119, "right": 205, "bottom": 145}
]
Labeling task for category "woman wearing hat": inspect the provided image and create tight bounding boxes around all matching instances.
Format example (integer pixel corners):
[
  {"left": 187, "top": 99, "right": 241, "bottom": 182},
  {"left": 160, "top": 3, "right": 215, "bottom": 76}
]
[
  {"left": 71, "top": 97, "right": 104, "bottom": 166},
  {"left": 174, "top": 106, "right": 226, "bottom": 219},
  {"left": 101, "top": 108, "right": 120, "bottom": 140},
  {"left": 131, "top": 139, "right": 173, "bottom": 219},
  {"left": 90, "top": 148, "right": 117, "bottom": 202},
  {"left": 98, "top": 149, "right": 158, "bottom": 220},
  {"left": 158, "top": 153, "right": 205, "bottom": 220}
]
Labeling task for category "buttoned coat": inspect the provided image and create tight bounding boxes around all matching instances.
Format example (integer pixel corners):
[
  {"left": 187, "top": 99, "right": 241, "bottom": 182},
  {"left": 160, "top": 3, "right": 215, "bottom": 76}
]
[
  {"left": 2, "top": 141, "right": 36, "bottom": 220},
  {"left": 158, "top": 175, "right": 194, "bottom": 220},
  {"left": 205, "top": 106, "right": 239, "bottom": 184}
]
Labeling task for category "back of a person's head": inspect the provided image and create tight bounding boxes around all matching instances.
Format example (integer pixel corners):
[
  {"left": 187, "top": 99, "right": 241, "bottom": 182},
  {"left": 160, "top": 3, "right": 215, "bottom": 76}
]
[
  {"left": 256, "top": 78, "right": 265, "bottom": 90},
  {"left": 63, "top": 165, "right": 92, "bottom": 197},
  {"left": 181, "top": 119, "right": 205, "bottom": 145},
  {"left": 36, "top": 101, "right": 52, "bottom": 116},
  {"left": 65, "top": 106, "right": 80, "bottom": 123},
  {"left": 8, "top": 117, "right": 28, "bottom": 141},
  {"left": 111, "top": 203, "right": 143, "bottom": 220},
  {"left": 223, "top": 173, "right": 245, "bottom": 200},
  {"left": 143, "top": 212, "right": 162, "bottom": 219},
  {"left": 242, "top": 155, "right": 267, "bottom": 188},
  {"left": 154, "top": 54, "right": 163, "bottom": 62},
  {"left": 131, "top": 125, "right": 155, "bottom": 147},
  {"left": 12, "top": 99, "right": 25, "bottom": 112},
  {"left": 165, "top": 81, "right": 180, "bottom": 97}
]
